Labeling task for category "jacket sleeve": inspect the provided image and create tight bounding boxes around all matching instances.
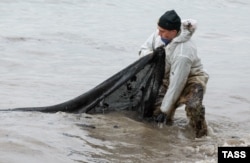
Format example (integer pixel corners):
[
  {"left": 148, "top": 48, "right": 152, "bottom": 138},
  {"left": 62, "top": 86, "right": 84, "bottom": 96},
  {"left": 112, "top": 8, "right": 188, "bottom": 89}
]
[
  {"left": 139, "top": 31, "right": 157, "bottom": 57},
  {"left": 160, "top": 56, "right": 192, "bottom": 113}
]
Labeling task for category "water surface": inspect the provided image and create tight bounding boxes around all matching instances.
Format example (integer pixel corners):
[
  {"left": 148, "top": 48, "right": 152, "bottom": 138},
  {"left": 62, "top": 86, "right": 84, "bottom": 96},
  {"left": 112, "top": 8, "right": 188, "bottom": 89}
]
[{"left": 0, "top": 0, "right": 250, "bottom": 162}]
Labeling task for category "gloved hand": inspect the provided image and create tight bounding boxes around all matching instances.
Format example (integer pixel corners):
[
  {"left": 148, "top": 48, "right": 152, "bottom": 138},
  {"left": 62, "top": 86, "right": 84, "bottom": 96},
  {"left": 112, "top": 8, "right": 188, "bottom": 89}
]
[
  {"left": 153, "top": 45, "right": 165, "bottom": 54},
  {"left": 154, "top": 113, "right": 167, "bottom": 123}
]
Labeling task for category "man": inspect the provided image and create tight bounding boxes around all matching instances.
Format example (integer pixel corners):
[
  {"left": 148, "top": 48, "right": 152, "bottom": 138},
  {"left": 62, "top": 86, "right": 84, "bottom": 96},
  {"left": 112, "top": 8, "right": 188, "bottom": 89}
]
[{"left": 139, "top": 10, "right": 209, "bottom": 138}]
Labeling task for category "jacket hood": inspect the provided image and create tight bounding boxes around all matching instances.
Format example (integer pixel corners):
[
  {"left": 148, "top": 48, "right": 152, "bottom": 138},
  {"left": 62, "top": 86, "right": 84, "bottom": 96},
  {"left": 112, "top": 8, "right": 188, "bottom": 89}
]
[{"left": 172, "top": 19, "right": 197, "bottom": 43}]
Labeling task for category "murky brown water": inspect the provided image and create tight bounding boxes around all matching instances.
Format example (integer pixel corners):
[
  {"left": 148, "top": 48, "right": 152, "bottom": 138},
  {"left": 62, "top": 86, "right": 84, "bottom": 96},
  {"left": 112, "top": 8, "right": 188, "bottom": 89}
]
[
  {"left": 0, "top": 0, "right": 250, "bottom": 162},
  {"left": 1, "top": 110, "right": 248, "bottom": 162},
  {"left": 79, "top": 110, "right": 249, "bottom": 162}
]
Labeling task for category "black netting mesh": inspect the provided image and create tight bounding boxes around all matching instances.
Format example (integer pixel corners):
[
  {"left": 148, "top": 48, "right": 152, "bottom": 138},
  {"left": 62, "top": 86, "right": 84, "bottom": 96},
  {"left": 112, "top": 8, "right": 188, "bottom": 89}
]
[{"left": 4, "top": 50, "right": 165, "bottom": 119}]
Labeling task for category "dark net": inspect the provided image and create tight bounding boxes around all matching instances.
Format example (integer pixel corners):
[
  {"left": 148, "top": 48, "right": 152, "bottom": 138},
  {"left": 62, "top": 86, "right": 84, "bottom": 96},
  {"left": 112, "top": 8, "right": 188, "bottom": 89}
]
[{"left": 4, "top": 50, "right": 166, "bottom": 119}]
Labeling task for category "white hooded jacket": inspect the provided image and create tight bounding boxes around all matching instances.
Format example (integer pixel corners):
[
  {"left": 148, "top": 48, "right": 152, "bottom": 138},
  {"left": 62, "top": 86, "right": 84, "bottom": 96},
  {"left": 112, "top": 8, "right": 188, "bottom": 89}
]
[{"left": 139, "top": 19, "right": 209, "bottom": 113}]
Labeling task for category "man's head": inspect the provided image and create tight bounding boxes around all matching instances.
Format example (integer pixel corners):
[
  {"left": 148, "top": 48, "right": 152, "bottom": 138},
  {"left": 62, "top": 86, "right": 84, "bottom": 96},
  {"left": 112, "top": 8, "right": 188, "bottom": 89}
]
[{"left": 157, "top": 10, "right": 181, "bottom": 41}]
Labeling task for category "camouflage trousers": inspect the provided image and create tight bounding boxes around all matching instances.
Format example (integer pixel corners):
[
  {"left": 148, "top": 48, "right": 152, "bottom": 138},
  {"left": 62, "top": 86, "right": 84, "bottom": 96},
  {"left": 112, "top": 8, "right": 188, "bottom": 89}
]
[{"left": 153, "top": 82, "right": 208, "bottom": 138}]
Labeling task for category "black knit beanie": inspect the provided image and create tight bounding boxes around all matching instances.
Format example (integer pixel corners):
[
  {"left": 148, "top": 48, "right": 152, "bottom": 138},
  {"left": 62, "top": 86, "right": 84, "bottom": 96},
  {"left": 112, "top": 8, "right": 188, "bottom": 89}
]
[{"left": 158, "top": 10, "right": 181, "bottom": 31}]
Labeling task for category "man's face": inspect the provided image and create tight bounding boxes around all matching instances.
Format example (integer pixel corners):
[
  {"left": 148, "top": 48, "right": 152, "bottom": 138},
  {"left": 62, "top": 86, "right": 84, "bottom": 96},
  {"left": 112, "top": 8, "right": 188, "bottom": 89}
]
[{"left": 158, "top": 26, "right": 178, "bottom": 40}]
